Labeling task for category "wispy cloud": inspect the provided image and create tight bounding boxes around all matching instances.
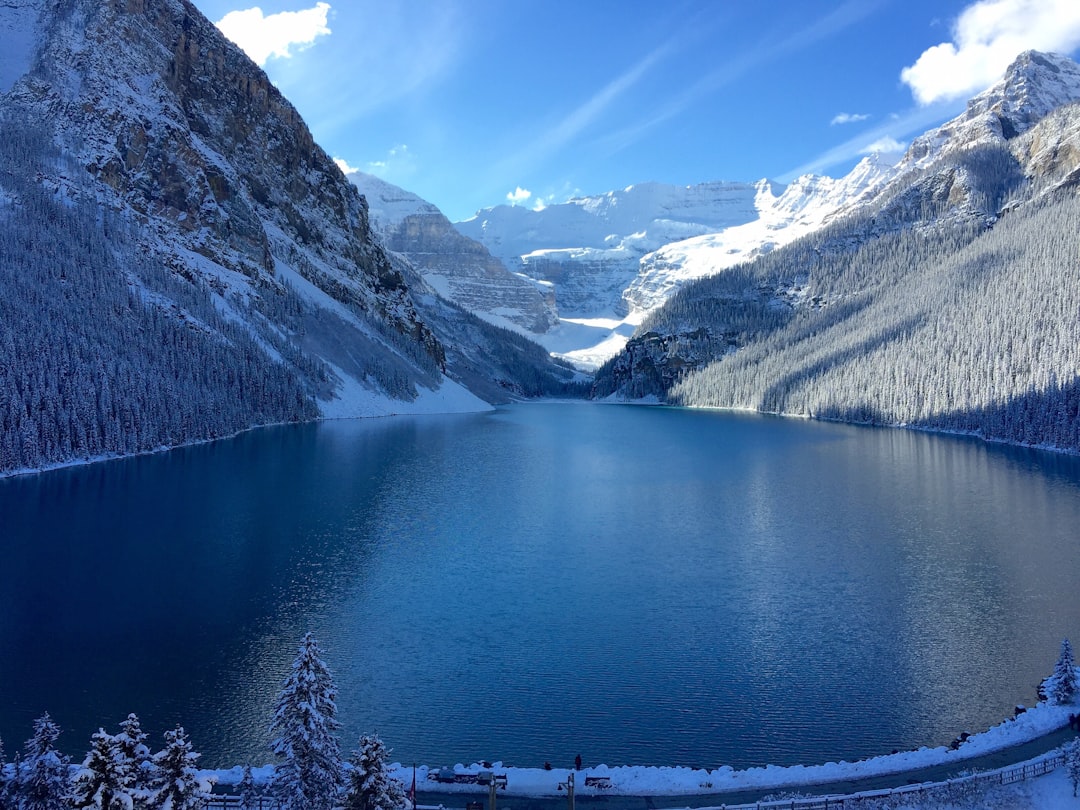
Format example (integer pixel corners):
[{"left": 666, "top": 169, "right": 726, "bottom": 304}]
[
  {"left": 215, "top": 3, "right": 331, "bottom": 66},
  {"left": 780, "top": 100, "right": 962, "bottom": 179},
  {"left": 831, "top": 112, "right": 872, "bottom": 126},
  {"left": 860, "top": 136, "right": 907, "bottom": 154},
  {"left": 598, "top": 0, "right": 887, "bottom": 153},
  {"left": 901, "top": 0, "right": 1080, "bottom": 105},
  {"left": 513, "top": 42, "right": 675, "bottom": 171}
]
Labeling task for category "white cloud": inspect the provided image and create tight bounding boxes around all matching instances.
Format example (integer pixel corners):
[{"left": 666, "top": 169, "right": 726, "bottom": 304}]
[
  {"left": 506, "top": 187, "right": 532, "bottom": 205},
  {"left": 900, "top": 0, "right": 1080, "bottom": 105},
  {"left": 860, "top": 136, "right": 907, "bottom": 154},
  {"left": 831, "top": 112, "right": 872, "bottom": 125},
  {"left": 215, "top": 2, "right": 331, "bottom": 67},
  {"left": 333, "top": 157, "right": 360, "bottom": 175}
]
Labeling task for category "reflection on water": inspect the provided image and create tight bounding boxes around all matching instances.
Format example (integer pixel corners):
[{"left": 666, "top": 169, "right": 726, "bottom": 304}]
[{"left": 1, "top": 404, "right": 1079, "bottom": 770}]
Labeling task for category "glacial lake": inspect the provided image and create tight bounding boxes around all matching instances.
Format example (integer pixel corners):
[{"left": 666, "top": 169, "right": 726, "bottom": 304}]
[{"left": 2, "top": 402, "right": 1080, "bottom": 770}]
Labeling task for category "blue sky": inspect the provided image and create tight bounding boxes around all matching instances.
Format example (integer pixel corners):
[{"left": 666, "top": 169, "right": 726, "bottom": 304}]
[{"left": 190, "top": 0, "right": 1080, "bottom": 222}]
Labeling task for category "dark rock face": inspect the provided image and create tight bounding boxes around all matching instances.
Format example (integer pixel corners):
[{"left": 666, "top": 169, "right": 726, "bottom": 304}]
[
  {"left": 15, "top": 0, "right": 438, "bottom": 356},
  {"left": 592, "top": 328, "right": 722, "bottom": 399}
]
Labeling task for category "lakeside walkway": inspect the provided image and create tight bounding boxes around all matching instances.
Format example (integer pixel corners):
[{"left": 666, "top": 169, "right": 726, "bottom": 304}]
[{"left": 413, "top": 724, "right": 1078, "bottom": 810}]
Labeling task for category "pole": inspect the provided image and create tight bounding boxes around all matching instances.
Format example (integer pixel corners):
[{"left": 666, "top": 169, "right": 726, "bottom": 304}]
[
  {"left": 567, "top": 771, "right": 574, "bottom": 810},
  {"left": 489, "top": 776, "right": 497, "bottom": 810}
]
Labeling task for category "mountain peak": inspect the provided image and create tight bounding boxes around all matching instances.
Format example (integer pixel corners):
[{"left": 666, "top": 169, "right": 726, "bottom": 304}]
[
  {"left": 899, "top": 50, "right": 1080, "bottom": 173},
  {"left": 966, "top": 50, "right": 1080, "bottom": 136}
]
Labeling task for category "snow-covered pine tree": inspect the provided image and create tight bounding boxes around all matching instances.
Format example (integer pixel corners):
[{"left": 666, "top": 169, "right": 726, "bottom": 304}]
[
  {"left": 72, "top": 729, "right": 133, "bottom": 809},
  {"left": 343, "top": 734, "right": 406, "bottom": 810},
  {"left": 149, "top": 726, "right": 207, "bottom": 810},
  {"left": 0, "top": 735, "right": 9, "bottom": 807},
  {"left": 115, "top": 713, "right": 155, "bottom": 804},
  {"left": 270, "top": 632, "right": 344, "bottom": 810},
  {"left": 1066, "top": 737, "right": 1080, "bottom": 798},
  {"left": 1053, "top": 638, "right": 1078, "bottom": 704},
  {"left": 19, "top": 713, "right": 71, "bottom": 810},
  {"left": 238, "top": 764, "right": 259, "bottom": 809}
]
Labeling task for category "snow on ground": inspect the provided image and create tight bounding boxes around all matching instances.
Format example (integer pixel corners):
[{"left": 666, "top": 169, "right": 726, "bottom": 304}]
[
  {"left": 318, "top": 365, "right": 493, "bottom": 420},
  {"left": 203, "top": 700, "right": 1076, "bottom": 805},
  {"left": 534, "top": 313, "right": 641, "bottom": 371}
]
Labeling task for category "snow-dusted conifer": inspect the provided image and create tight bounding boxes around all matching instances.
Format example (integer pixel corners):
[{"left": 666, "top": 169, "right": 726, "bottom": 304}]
[
  {"left": 0, "top": 735, "right": 9, "bottom": 807},
  {"left": 1053, "top": 638, "right": 1078, "bottom": 704},
  {"left": 19, "top": 713, "right": 71, "bottom": 810},
  {"left": 72, "top": 729, "right": 133, "bottom": 809},
  {"left": 238, "top": 764, "right": 259, "bottom": 809},
  {"left": 343, "top": 734, "right": 406, "bottom": 810},
  {"left": 115, "top": 713, "right": 154, "bottom": 803},
  {"left": 149, "top": 726, "right": 207, "bottom": 810},
  {"left": 1067, "top": 737, "right": 1080, "bottom": 798},
  {"left": 270, "top": 632, "right": 344, "bottom": 810}
]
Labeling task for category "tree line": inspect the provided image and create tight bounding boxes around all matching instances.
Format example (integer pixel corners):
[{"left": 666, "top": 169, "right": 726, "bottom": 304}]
[{"left": 0, "top": 634, "right": 404, "bottom": 810}]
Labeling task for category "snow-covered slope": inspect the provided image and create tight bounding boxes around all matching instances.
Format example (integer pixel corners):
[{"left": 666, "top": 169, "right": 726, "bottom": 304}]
[
  {"left": 457, "top": 181, "right": 763, "bottom": 319},
  {"left": 0, "top": 0, "right": 578, "bottom": 475},
  {"left": 627, "top": 154, "right": 897, "bottom": 312},
  {"left": 346, "top": 171, "right": 557, "bottom": 334},
  {"left": 457, "top": 166, "right": 895, "bottom": 368},
  {"left": 829, "top": 50, "right": 1080, "bottom": 228},
  {"left": 907, "top": 50, "right": 1080, "bottom": 172}
]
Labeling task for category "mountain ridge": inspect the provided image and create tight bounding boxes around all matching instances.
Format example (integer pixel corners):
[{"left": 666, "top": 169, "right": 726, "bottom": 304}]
[
  {"left": 591, "top": 49, "right": 1080, "bottom": 453},
  {"left": 0, "top": 0, "right": 578, "bottom": 475}
]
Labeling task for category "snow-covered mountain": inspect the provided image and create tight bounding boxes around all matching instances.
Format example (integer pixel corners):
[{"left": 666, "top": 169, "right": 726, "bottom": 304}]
[
  {"left": 626, "top": 154, "right": 897, "bottom": 313},
  {"left": 345, "top": 171, "right": 557, "bottom": 334},
  {"left": 456, "top": 165, "right": 895, "bottom": 368},
  {"left": 0, "top": 0, "right": 577, "bottom": 474},
  {"left": 456, "top": 181, "right": 764, "bottom": 319},
  {"left": 593, "top": 50, "right": 1080, "bottom": 453}
]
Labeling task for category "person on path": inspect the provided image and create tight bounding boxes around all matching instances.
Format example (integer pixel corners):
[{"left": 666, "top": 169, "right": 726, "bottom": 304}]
[{"left": 575, "top": 754, "right": 582, "bottom": 771}]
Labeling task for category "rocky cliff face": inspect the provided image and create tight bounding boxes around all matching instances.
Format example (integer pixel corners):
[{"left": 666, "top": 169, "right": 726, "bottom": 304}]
[
  {"left": 348, "top": 171, "right": 557, "bottom": 334},
  {"left": 0, "top": 0, "right": 577, "bottom": 462},
  {"left": 7, "top": 0, "right": 438, "bottom": 353}
]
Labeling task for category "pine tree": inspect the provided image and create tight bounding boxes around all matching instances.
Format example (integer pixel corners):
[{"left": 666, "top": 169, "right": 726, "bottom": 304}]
[
  {"left": 72, "top": 729, "right": 133, "bottom": 809},
  {"left": 149, "top": 726, "right": 207, "bottom": 810},
  {"left": 1067, "top": 737, "right": 1080, "bottom": 798},
  {"left": 0, "top": 735, "right": 9, "bottom": 808},
  {"left": 115, "top": 713, "right": 154, "bottom": 804},
  {"left": 1053, "top": 638, "right": 1078, "bottom": 705},
  {"left": 19, "top": 713, "right": 71, "bottom": 810},
  {"left": 238, "top": 764, "right": 259, "bottom": 809},
  {"left": 270, "top": 632, "right": 344, "bottom": 810},
  {"left": 343, "top": 734, "right": 406, "bottom": 810}
]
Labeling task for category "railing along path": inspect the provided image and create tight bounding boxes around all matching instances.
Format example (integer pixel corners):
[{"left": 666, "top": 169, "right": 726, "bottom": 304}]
[{"left": 200, "top": 750, "right": 1066, "bottom": 810}]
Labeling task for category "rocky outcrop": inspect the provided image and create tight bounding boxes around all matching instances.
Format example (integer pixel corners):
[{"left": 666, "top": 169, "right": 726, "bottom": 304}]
[
  {"left": 592, "top": 328, "right": 728, "bottom": 399},
  {"left": 10, "top": 0, "right": 437, "bottom": 357},
  {"left": 348, "top": 171, "right": 557, "bottom": 334}
]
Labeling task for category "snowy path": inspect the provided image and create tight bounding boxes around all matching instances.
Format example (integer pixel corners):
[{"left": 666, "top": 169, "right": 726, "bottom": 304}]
[
  {"left": 395, "top": 708, "right": 1079, "bottom": 807},
  {"left": 416, "top": 725, "right": 1075, "bottom": 809}
]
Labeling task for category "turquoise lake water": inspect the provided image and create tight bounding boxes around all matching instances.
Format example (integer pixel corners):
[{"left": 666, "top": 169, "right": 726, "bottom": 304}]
[{"left": 2, "top": 403, "right": 1079, "bottom": 769}]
